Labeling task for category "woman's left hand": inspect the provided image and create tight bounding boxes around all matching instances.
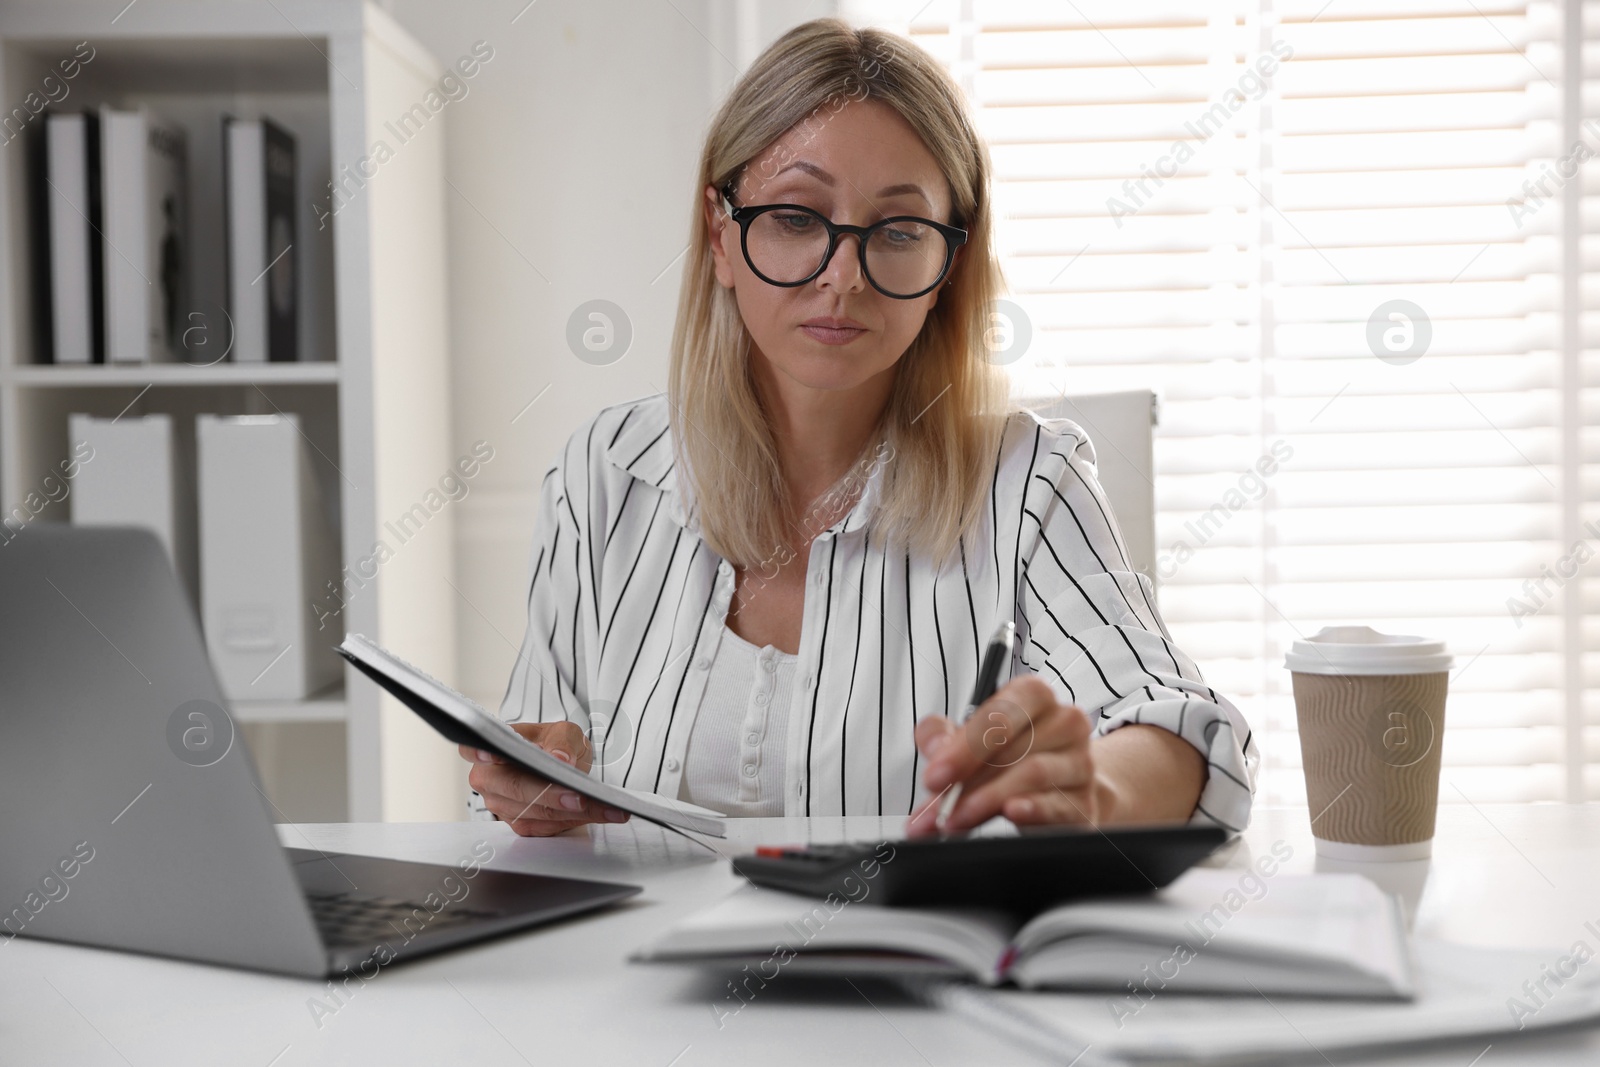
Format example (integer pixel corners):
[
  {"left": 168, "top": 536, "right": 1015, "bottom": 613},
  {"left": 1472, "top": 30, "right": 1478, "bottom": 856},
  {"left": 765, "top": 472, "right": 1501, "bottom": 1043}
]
[{"left": 905, "top": 675, "right": 1117, "bottom": 836}]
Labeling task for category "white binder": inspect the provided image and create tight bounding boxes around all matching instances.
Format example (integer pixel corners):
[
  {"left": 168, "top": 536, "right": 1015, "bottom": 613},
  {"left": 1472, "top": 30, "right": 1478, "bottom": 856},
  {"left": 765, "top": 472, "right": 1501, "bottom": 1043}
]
[
  {"left": 196, "top": 413, "right": 340, "bottom": 699},
  {"left": 67, "top": 412, "right": 196, "bottom": 604}
]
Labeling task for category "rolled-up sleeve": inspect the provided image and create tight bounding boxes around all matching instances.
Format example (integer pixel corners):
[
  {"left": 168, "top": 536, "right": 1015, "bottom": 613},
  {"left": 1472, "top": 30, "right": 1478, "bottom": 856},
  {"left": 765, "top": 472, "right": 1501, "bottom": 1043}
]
[
  {"left": 1012, "top": 421, "right": 1258, "bottom": 834},
  {"left": 468, "top": 449, "right": 594, "bottom": 820},
  {"left": 498, "top": 458, "right": 591, "bottom": 728}
]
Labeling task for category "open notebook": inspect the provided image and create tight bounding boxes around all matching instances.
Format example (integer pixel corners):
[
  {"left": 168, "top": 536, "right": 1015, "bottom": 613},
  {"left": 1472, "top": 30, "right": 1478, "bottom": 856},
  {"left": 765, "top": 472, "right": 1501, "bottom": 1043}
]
[
  {"left": 337, "top": 634, "right": 727, "bottom": 837},
  {"left": 921, "top": 939, "right": 1600, "bottom": 1066},
  {"left": 633, "top": 868, "right": 1413, "bottom": 998}
]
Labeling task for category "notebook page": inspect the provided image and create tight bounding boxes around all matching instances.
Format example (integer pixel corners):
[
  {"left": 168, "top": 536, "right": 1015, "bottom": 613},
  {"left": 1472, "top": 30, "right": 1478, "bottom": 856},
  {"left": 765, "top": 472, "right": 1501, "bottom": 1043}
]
[
  {"left": 1010, "top": 868, "right": 1411, "bottom": 996},
  {"left": 633, "top": 883, "right": 1018, "bottom": 983},
  {"left": 926, "top": 940, "right": 1600, "bottom": 1066}
]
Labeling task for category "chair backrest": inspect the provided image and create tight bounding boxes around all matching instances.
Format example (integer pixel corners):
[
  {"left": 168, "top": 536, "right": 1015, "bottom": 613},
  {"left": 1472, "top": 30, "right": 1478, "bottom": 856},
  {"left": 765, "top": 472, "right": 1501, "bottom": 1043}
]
[{"left": 1016, "top": 390, "right": 1159, "bottom": 591}]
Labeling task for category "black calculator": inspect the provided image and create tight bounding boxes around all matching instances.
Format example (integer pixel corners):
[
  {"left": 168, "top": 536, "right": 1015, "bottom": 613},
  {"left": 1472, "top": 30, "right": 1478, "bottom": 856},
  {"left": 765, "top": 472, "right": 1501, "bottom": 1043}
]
[{"left": 732, "top": 824, "right": 1226, "bottom": 912}]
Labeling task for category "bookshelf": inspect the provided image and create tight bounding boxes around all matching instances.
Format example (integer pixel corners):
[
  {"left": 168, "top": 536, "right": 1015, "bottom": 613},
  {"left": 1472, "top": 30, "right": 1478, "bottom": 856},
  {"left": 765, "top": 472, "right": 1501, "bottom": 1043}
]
[
  {"left": 0, "top": 0, "right": 459, "bottom": 822},
  {"left": 4, "top": 362, "right": 341, "bottom": 386}
]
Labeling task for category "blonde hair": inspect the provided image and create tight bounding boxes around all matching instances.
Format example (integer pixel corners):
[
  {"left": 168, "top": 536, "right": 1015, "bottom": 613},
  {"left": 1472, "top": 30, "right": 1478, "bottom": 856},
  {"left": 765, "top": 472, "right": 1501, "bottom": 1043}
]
[{"left": 668, "top": 17, "right": 1009, "bottom": 568}]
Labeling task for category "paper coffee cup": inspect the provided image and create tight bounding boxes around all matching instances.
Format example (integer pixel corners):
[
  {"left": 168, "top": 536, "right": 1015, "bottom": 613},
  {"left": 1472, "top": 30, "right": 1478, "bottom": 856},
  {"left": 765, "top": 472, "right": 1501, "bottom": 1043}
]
[{"left": 1286, "top": 625, "right": 1452, "bottom": 861}]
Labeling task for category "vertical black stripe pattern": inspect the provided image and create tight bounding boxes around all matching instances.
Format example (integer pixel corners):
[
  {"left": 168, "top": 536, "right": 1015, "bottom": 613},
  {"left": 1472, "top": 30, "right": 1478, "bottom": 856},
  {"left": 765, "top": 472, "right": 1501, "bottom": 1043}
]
[{"left": 483, "top": 398, "right": 1255, "bottom": 837}]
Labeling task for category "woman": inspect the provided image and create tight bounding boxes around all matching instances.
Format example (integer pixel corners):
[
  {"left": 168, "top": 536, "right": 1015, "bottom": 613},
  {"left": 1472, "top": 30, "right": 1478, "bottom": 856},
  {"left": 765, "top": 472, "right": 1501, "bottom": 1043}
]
[{"left": 462, "top": 18, "right": 1256, "bottom": 838}]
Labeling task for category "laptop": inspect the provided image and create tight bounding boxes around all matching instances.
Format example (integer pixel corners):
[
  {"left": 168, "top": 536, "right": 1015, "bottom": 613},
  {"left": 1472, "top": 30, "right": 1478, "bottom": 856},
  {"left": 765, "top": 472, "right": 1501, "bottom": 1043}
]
[{"left": 0, "top": 523, "right": 640, "bottom": 978}]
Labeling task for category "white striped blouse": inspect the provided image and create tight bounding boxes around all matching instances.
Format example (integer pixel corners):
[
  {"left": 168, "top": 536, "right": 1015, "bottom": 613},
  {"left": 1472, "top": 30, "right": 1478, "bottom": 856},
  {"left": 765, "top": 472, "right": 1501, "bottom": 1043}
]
[{"left": 470, "top": 393, "right": 1258, "bottom": 832}]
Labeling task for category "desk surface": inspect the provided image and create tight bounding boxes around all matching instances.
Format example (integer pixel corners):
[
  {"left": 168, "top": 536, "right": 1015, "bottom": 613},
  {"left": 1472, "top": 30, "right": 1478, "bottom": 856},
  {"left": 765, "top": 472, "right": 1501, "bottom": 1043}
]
[{"left": 4, "top": 805, "right": 1599, "bottom": 1066}]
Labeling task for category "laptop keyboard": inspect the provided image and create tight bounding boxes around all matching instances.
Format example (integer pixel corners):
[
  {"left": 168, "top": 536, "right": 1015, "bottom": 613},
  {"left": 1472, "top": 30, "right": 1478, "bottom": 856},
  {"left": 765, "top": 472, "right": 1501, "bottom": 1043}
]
[{"left": 305, "top": 891, "right": 500, "bottom": 949}]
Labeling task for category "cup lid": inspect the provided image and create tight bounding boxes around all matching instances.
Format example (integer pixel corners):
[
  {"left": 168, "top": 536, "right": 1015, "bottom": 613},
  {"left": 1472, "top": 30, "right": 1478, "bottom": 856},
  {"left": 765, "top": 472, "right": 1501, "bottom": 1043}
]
[{"left": 1284, "top": 624, "right": 1453, "bottom": 676}]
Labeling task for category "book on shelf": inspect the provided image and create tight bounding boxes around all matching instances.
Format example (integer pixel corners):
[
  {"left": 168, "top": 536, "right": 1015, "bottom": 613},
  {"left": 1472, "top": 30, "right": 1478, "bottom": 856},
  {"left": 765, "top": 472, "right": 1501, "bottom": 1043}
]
[
  {"left": 99, "top": 107, "right": 188, "bottom": 363},
  {"left": 224, "top": 117, "right": 298, "bottom": 362},
  {"left": 39, "top": 111, "right": 104, "bottom": 364},
  {"left": 633, "top": 867, "right": 1413, "bottom": 999},
  {"left": 30, "top": 109, "right": 299, "bottom": 367}
]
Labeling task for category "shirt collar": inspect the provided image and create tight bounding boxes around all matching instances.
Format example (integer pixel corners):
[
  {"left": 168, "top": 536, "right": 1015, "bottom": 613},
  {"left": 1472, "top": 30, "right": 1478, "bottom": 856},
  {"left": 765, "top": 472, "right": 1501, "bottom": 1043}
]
[
  {"left": 603, "top": 392, "right": 889, "bottom": 540},
  {"left": 828, "top": 438, "right": 890, "bottom": 537},
  {"left": 603, "top": 394, "right": 687, "bottom": 526},
  {"left": 604, "top": 394, "right": 676, "bottom": 484}
]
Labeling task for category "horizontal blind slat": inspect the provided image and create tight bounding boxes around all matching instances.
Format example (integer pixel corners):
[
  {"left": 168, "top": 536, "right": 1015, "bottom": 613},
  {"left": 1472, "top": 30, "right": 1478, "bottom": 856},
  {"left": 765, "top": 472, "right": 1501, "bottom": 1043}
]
[{"left": 841, "top": 0, "right": 1592, "bottom": 796}]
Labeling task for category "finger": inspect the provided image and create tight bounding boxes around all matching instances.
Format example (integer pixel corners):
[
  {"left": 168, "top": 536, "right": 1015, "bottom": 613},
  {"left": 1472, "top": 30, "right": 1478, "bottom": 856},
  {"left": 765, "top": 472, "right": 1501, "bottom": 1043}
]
[
  {"left": 504, "top": 815, "right": 595, "bottom": 837},
  {"left": 469, "top": 764, "right": 589, "bottom": 817},
  {"left": 906, "top": 782, "right": 956, "bottom": 832},
  {"left": 476, "top": 787, "right": 577, "bottom": 824},
  {"left": 967, "top": 691, "right": 1089, "bottom": 771},
  {"left": 946, "top": 748, "right": 1092, "bottom": 832},
  {"left": 497, "top": 800, "right": 632, "bottom": 835},
  {"left": 921, "top": 703, "right": 1094, "bottom": 838},
  {"left": 1002, "top": 786, "right": 1099, "bottom": 828},
  {"left": 468, "top": 762, "right": 556, "bottom": 804},
  {"left": 924, "top": 688, "right": 1083, "bottom": 795},
  {"left": 957, "top": 747, "right": 1093, "bottom": 822},
  {"left": 950, "top": 678, "right": 1059, "bottom": 776},
  {"left": 920, "top": 704, "right": 1017, "bottom": 796},
  {"left": 506, "top": 806, "right": 630, "bottom": 835},
  {"left": 914, "top": 716, "right": 955, "bottom": 757},
  {"left": 457, "top": 744, "right": 503, "bottom": 764},
  {"left": 477, "top": 781, "right": 631, "bottom": 827},
  {"left": 509, "top": 783, "right": 586, "bottom": 821},
  {"left": 511, "top": 721, "right": 593, "bottom": 772},
  {"left": 905, "top": 788, "right": 958, "bottom": 837},
  {"left": 490, "top": 796, "right": 592, "bottom": 824}
]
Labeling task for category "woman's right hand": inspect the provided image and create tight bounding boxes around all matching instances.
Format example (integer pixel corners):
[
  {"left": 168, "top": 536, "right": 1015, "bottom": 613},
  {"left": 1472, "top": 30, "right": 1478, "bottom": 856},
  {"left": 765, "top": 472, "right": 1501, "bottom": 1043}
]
[{"left": 459, "top": 721, "right": 631, "bottom": 836}]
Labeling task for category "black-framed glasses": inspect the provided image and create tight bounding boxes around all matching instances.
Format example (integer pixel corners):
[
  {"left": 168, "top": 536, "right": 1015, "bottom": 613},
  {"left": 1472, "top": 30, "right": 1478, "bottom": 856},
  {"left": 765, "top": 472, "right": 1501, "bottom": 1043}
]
[{"left": 720, "top": 181, "right": 967, "bottom": 300}]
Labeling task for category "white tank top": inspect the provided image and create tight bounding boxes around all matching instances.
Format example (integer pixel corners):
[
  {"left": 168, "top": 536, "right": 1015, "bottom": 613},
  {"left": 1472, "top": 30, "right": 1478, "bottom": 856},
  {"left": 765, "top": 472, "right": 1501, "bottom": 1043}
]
[{"left": 676, "top": 624, "right": 798, "bottom": 817}]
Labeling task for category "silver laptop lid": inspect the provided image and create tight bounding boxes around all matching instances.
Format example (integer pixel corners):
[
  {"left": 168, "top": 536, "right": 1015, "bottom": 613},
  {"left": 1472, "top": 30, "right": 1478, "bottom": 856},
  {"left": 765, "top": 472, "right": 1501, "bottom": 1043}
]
[{"left": 0, "top": 524, "right": 326, "bottom": 976}]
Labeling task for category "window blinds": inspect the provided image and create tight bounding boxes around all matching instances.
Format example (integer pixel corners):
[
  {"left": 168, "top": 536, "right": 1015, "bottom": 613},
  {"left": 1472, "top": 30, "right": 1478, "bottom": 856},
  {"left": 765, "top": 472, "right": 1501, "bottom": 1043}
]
[{"left": 838, "top": 0, "right": 1596, "bottom": 803}]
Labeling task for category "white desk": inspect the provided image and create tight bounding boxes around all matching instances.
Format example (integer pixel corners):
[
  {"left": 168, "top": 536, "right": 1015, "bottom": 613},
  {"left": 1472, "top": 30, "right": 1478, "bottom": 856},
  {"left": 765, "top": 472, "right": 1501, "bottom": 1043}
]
[{"left": 4, "top": 805, "right": 1599, "bottom": 1066}]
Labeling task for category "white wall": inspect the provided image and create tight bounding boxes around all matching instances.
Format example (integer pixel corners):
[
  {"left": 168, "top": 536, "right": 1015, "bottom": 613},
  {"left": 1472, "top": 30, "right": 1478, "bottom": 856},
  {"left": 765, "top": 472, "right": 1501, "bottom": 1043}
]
[{"left": 377, "top": 0, "right": 835, "bottom": 798}]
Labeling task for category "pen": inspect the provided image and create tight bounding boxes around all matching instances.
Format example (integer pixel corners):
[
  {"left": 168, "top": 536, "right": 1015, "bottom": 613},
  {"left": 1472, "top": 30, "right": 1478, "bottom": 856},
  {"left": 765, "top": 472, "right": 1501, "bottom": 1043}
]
[{"left": 934, "top": 620, "right": 1015, "bottom": 833}]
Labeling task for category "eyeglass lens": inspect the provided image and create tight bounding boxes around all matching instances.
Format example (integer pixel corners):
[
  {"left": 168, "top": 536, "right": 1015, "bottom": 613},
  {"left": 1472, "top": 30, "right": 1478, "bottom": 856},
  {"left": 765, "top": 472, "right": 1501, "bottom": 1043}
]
[{"left": 744, "top": 209, "right": 949, "bottom": 296}]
